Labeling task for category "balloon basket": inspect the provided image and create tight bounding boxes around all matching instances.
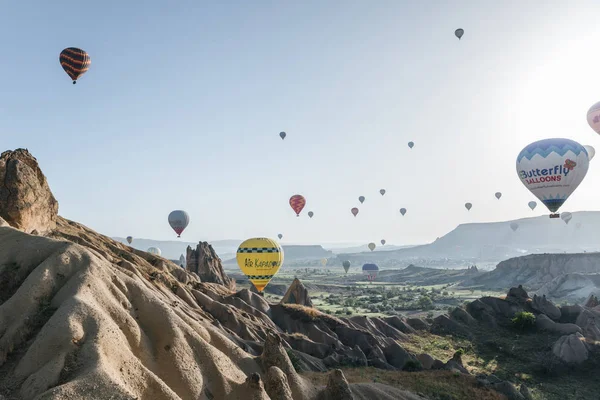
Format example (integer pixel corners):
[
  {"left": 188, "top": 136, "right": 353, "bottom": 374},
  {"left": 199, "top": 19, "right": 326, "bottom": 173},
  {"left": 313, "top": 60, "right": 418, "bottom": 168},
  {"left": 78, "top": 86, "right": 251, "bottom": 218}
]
[{"left": 549, "top": 213, "right": 560, "bottom": 219}]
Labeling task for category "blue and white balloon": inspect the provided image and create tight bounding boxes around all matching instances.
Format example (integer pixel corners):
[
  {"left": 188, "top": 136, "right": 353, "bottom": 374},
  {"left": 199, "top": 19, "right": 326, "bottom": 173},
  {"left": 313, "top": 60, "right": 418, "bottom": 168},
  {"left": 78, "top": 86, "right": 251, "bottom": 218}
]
[{"left": 516, "top": 138, "right": 589, "bottom": 213}]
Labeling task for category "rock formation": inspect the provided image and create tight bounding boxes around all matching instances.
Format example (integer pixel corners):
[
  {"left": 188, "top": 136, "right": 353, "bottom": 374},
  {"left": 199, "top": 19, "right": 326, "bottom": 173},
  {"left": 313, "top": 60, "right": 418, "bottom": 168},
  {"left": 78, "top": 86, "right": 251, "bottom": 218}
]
[
  {"left": 281, "top": 278, "right": 313, "bottom": 307},
  {"left": 585, "top": 294, "right": 599, "bottom": 308},
  {"left": 0, "top": 149, "right": 58, "bottom": 234},
  {"left": 186, "top": 241, "right": 236, "bottom": 290},
  {"left": 552, "top": 333, "right": 589, "bottom": 364},
  {"left": 531, "top": 294, "right": 561, "bottom": 321}
]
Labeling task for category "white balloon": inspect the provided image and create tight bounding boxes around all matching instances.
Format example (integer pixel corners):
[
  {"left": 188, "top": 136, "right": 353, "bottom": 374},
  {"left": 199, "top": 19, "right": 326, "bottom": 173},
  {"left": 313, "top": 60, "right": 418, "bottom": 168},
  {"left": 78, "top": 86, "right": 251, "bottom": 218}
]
[
  {"left": 584, "top": 145, "right": 596, "bottom": 161},
  {"left": 528, "top": 201, "right": 537, "bottom": 211},
  {"left": 561, "top": 212, "right": 572, "bottom": 224},
  {"left": 516, "top": 139, "right": 589, "bottom": 213},
  {"left": 147, "top": 247, "right": 161, "bottom": 256},
  {"left": 587, "top": 101, "right": 600, "bottom": 134}
]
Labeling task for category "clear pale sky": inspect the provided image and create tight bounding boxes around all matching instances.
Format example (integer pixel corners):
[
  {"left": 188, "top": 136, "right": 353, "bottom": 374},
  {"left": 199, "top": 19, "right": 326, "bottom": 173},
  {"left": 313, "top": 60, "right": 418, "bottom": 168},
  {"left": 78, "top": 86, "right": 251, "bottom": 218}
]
[{"left": 2, "top": 1, "right": 600, "bottom": 245}]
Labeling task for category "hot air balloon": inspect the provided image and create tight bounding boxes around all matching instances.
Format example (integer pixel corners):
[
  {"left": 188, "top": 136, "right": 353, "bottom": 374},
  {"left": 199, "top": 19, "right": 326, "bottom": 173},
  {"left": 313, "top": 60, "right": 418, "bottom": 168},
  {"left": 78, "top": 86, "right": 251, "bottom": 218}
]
[
  {"left": 380, "top": 239, "right": 386, "bottom": 246},
  {"left": 308, "top": 211, "right": 314, "bottom": 218},
  {"left": 455, "top": 29, "right": 464, "bottom": 40},
  {"left": 351, "top": 207, "right": 359, "bottom": 217},
  {"left": 126, "top": 236, "right": 133, "bottom": 244},
  {"left": 362, "top": 263, "right": 379, "bottom": 282},
  {"left": 528, "top": 201, "right": 537, "bottom": 211},
  {"left": 321, "top": 258, "right": 328, "bottom": 267},
  {"left": 510, "top": 222, "right": 519, "bottom": 232},
  {"left": 408, "top": 142, "right": 414, "bottom": 149},
  {"left": 495, "top": 192, "right": 502, "bottom": 200},
  {"left": 289, "top": 195, "right": 306, "bottom": 217},
  {"left": 179, "top": 254, "right": 186, "bottom": 268},
  {"left": 380, "top": 189, "right": 386, "bottom": 196},
  {"left": 561, "top": 212, "right": 572, "bottom": 225},
  {"left": 342, "top": 260, "right": 351, "bottom": 274},
  {"left": 400, "top": 208, "right": 407, "bottom": 216},
  {"left": 368, "top": 243, "right": 376, "bottom": 251},
  {"left": 236, "top": 238, "right": 283, "bottom": 293},
  {"left": 584, "top": 145, "right": 596, "bottom": 161},
  {"left": 280, "top": 131, "right": 286, "bottom": 140},
  {"left": 516, "top": 138, "right": 589, "bottom": 217},
  {"left": 586, "top": 101, "right": 600, "bottom": 134},
  {"left": 59, "top": 47, "right": 91, "bottom": 84},
  {"left": 147, "top": 247, "right": 161, "bottom": 256},
  {"left": 359, "top": 196, "right": 365, "bottom": 204},
  {"left": 278, "top": 233, "right": 283, "bottom": 240},
  {"left": 168, "top": 210, "right": 190, "bottom": 238},
  {"left": 465, "top": 203, "right": 472, "bottom": 211}
]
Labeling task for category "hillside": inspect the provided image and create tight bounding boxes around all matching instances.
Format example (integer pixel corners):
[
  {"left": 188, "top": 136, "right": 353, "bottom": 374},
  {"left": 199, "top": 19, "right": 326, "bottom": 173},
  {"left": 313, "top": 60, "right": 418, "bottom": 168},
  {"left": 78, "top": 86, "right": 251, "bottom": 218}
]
[
  {"left": 340, "top": 213, "right": 600, "bottom": 267},
  {"left": 465, "top": 252, "right": 600, "bottom": 302}
]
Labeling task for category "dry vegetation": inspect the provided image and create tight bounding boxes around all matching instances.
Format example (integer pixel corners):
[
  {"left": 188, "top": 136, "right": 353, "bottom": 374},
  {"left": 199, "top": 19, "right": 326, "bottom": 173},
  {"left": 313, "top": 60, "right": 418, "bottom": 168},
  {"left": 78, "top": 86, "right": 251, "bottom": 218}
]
[{"left": 303, "top": 368, "right": 506, "bottom": 400}]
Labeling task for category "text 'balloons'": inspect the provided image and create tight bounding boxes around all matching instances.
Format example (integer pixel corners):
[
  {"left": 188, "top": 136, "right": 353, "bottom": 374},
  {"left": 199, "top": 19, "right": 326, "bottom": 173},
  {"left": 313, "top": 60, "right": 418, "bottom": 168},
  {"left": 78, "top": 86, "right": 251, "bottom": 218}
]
[{"left": 516, "top": 138, "right": 589, "bottom": 214}]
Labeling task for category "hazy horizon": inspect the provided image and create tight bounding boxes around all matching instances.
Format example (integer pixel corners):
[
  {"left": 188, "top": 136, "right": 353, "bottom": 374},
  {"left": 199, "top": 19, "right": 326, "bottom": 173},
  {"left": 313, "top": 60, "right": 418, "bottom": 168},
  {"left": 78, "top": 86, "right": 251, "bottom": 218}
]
[{"left": 4, "top": 1, "right": 600, "bottom": 244}]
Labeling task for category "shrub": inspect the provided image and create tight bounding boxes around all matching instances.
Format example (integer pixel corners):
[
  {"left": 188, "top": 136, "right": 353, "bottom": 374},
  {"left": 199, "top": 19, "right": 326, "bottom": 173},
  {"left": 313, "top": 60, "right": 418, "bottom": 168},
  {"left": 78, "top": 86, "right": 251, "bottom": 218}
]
[
  {"left": 511, "top": 311, "right": 536, "bottom": 331},
  {"left": 402, "top": 359, "right": 423, "bottom": 372}
]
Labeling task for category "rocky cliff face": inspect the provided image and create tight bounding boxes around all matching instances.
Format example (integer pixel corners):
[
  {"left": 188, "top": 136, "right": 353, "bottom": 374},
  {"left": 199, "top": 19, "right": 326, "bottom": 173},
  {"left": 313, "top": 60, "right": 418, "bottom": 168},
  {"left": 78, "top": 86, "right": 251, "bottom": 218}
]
[
  {"left": 0, "top": 149, "right": 58, "bottom": 234},
  {"left": 468, "top": 253, "right": 600, "bottom": 294},
  {"left": 186, "top": 241, "right": 236, "bottom": 291},
  {"left": 280, "top": 278, "right": 313, "bottom": 307}
]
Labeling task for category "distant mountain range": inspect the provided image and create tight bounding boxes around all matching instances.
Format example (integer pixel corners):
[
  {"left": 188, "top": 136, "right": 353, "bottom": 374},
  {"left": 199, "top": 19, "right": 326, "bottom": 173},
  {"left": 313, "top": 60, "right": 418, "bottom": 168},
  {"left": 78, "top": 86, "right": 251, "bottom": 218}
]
[{"left": 114, "top": 211, "right": 600, "bottom": 268}]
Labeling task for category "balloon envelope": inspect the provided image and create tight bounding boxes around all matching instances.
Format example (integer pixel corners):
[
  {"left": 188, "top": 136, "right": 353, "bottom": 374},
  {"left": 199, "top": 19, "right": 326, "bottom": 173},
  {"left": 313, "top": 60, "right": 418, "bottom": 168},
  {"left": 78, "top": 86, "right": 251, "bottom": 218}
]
[
  {"left": 126, "top": 236, "right": 133, "bottom": 244},
  {"left": 308, "top": 211, "right": 314, "bottom": 218},
  {"left": 278, "top": 233, "right": 283, "bottom": 240},
  {"left": 236, "top": 238, "right": 283, "bottom": 292},
  {"left": 362, "top": 263, "right": 379, "bottom": 282},
  {"left": 561, "top": 212, "right": 572, "bottom": 224},
  {"left": 455, "top": 29, "right": 464, "bottom": 39},
  {"left": 147, "top": 247, "right": 161, "bottom": 256},
  {"left": 321, "top": 258, "right": 327, "bottom": 267},
  {"left": 280, "top": 131, "right": 286, "bottom": 140},
  {"left": 516, "top": 138, "right": 589, "bottom": 213},
  {"left": 168, "top": 210, "right": 190, "bottom": 237},
  {"left": 584, "top": 145, "right": 596, "bottom": 161},
  {"left": 465, "top": 203, "right": 472, "bottom": 211},
  {"left": 342, "top": 260, "right": 351, "bottom": 273},
  {"left": 510, "top": 222, "right": 519, "bottom": 232},
  {"left": 586, "top": 101, "right": 600, "bottom": 134},
  {"left": 368, "top": 243, "right": 376, "bottom": 251},
  {"left": 495, "top": 192, "right": 502, "bottom": 200},
  {"left": 380, "top": 189, "right": 386, "bottom": 196},
  {"left": 528, "top": 201, "right": 537, "bottom": 210},
  {"left": 289, "top": 195, "right": 306, "bottom": 216},
  {"left": 351, "top": 207, "right": 359, "bottom": 217},
  {"left": 400, "top": 208, "right": 407, "bottom": 216},
  {"left": 359, "top": 196, "right": 365, "bottom": 204},
  {"left": 59, "top": 47, "right": 91, "bottom": 84},
  {"left": 408, "top": 141, "right": 414, "bottom": 149},
  {"left": 380, "top": 239, "right": 386, "bottom": 245}
]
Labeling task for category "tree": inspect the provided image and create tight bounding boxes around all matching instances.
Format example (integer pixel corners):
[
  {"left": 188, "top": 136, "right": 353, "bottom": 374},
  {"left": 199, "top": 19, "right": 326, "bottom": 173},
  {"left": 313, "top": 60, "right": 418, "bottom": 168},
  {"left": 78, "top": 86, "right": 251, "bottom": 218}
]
[{"left": 418, "top": 295, "right": 434, "bottom": 310}]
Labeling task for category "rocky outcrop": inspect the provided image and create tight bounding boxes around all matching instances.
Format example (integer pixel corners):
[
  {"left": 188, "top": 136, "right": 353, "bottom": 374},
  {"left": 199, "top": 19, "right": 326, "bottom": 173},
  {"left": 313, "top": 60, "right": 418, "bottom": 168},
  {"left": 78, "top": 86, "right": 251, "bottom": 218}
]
[
  {"left": 575, "top": 309, "right": 600, "bottom": 341},
  {"left": 536, "top": 314, "right": 582, "bottom": 335},
  {"left": 417, "top": 353, "right": 435, "bottom": 370},
  {"left": 431, "top": 315, "right": 472, "bottom": 338},
  {"left": 186, "top": 241, "right": 236, "bottom": 290},
  {"left": 531, "top": 294, "right": 561, "bottom": 320},
  {"left": 506, "top": 285, "right": 529, "bottom": 304},
  {"left": 0, "top": 149, "right": 58, "bottom": 234},
  {"left": 552, "top": 332, "right": 589, "bottom": 364},
  {"left": 585, "top": 294, "right": 599, "bottom": 308},
  {"left": 281, "top": 278, "right": 313, "bottom": 307},
  {"left": 321, "top": 370, "right": 353, "bottom": 400}
]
